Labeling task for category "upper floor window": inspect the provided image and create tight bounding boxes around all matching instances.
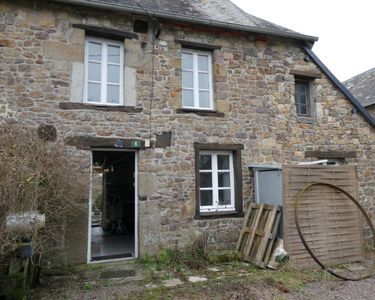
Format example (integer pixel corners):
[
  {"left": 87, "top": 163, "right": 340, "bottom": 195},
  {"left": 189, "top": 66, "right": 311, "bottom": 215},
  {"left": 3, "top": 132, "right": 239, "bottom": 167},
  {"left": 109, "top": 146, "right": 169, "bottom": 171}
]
[
  {"left": 294, "top": 78, "right": 311, "bottom": 116},
  {"left": 84, "top": 37, "right": 124, "bottom": 105},
  {"left": 181, "top": 50, "right": 213, "bottom": 110}
]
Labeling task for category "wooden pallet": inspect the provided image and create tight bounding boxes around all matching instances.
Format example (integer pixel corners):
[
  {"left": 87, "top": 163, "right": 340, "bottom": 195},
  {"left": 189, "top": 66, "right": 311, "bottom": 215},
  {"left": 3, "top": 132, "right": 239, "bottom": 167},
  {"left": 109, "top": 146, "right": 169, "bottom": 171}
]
[{"left": 236, "top": 203, "right": 282, "bottom": 268}]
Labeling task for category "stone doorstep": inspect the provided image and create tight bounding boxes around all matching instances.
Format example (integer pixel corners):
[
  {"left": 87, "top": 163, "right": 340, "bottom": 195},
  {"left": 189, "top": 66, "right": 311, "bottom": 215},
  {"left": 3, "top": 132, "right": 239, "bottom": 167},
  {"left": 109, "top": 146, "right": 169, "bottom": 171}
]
[
  {"left": 97, "top": 266, "right": 147, "bottom": 282},
  {"left": 160, "top": 275, "right": 209, "bottom": 288},
  {"left": 188, "top": 275, "right": 208, "bottom": 283}
]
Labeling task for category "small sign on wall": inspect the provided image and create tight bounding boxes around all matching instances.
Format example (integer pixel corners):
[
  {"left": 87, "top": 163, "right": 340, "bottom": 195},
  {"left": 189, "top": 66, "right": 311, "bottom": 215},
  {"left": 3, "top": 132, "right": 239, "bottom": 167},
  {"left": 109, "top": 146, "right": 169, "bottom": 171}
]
[{"left": 131, "top": 140, "right": 141, "bottom": 148}]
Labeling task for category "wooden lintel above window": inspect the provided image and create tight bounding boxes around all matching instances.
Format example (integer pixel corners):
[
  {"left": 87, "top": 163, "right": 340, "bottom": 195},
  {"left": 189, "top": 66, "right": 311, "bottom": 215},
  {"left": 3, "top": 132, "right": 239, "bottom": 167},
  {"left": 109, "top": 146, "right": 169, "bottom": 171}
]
[
  {"left": 65, "top": 135, "right": 145, "bottom": 150},
  {"left": 194, "top": 143, "right": 244, "bottom": 151},
  {"left": 174, "top": 39, "right": 221, "bottom": 51},
  {"left": 176, "top": 109, "right": 224, "bottom": 117},
  {"left": 290, "top": 69, "right": 321, "bottom": 79},
  {"left": 73, "top": 24, "right": 138, "bottom": 40},
  {"left": 305, "top": 150, "right": 357, "bottom": 159},
  {"left": 59, "top": 102, "right": 143, "bottom": 113}
]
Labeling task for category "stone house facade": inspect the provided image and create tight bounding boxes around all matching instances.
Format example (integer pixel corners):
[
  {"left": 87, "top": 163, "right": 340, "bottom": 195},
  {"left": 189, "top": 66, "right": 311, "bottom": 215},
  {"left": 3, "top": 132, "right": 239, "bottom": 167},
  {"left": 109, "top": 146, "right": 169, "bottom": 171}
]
[{"left": 1, "top": 0, "right": 375, "bottom": 266}]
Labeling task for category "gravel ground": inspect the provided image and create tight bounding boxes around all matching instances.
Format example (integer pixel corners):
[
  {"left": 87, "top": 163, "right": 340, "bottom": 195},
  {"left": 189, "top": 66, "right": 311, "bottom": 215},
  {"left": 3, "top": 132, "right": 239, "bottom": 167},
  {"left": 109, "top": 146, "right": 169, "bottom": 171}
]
[
  {"left": 30, "top": 276, "right": 375, "bottom": 300},
  {"left": 288, "top": 276, "right": 375, "bottom": 300},
  {"left": 27, "top": 260, "right": 375, "bottom": 300}
]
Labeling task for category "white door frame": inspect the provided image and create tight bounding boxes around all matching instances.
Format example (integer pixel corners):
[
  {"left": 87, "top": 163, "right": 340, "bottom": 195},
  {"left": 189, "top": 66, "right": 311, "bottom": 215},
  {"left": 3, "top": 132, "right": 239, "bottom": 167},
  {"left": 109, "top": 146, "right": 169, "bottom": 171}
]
[{"left": 87, "top": 149, "right": 138, "bottom": 263}]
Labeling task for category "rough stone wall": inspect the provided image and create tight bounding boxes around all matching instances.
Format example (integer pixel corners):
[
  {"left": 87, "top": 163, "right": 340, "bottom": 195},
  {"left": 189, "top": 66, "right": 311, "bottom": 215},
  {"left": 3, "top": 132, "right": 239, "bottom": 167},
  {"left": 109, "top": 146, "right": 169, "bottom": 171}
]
[
  {"left": 1, "top": 0, "right": 375, "bottom": 264},
  {"left": 366, "top": 105, "right": 375, "bottom": 118}
]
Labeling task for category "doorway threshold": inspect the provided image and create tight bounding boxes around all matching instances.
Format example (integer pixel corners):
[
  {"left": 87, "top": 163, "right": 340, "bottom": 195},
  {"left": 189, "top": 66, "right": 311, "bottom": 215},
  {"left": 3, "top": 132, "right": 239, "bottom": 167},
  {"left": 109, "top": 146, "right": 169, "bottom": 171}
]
[
  {"left": 89, "top": 255, "right": 135, "bottom": 264},
  {"left": 91, "top": 253, "right": 133, "bottom": 261}
]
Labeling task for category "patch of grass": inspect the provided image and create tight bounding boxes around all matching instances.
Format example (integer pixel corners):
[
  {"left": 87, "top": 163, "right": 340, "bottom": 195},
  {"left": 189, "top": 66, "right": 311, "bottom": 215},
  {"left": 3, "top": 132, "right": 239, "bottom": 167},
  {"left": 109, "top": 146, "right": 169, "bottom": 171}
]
[
  {"left": 364, "top": 240, "right": 375, "bottom": 253},
  {"left": 139, "top": 244, "right": 209, "bottom": 273},
  {"left": 101, "top": 279, "right": 114, "bottom": 287},
  {"left": 231, "top": 260, "right": 241, "bottom": 270},
  {"left": 160, "top": 273, "right": 173, "bottom": 281},
  {"left": 138, "top": 254, "right": 154, "bottom": 270},
  {"left": 128, "top": 285, "right": 170, "bottom": 300},
  {"left": 129, "top": 272, "right": 298, "bottom": 300},
  {"left": 175, "top": 263, "right": 183, "bottom": 273},
  {"left": 136, "top": 241, "right": 329, "bottom": 298},
  {"left": 206, "top": 250, "right": 240, "bottom": 264},
  {"left": 87, "top": 264, "right": 104, "bottom": 271},
  {"left": 241, "top": 262, "right": 328, "bottom": 292},
  {"left": 83, "top": 282, "right": 95, "bottom": 290}
]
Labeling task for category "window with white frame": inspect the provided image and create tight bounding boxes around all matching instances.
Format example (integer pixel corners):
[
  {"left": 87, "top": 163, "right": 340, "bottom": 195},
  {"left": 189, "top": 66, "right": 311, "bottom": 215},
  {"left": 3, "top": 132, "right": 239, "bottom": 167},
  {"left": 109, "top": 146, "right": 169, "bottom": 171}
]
[
  {"left": 84, "top": 37, "right": 124, "bottom": 105},
  {"left": 181, "top": 50, "right": 213, "bottom": 110},
  {"left": 198, "top": 151, "right": 235, "bottom": 212}
]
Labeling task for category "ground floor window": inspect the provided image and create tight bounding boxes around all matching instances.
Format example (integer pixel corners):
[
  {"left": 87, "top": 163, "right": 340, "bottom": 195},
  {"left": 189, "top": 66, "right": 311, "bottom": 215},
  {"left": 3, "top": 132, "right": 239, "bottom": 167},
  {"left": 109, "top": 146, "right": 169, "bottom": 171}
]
[
  {"left": 199, "top": 152, "right": 235, "bottom": 212},
  {"left": 194, "top": 143, "right": 243, "bottom": 217}
]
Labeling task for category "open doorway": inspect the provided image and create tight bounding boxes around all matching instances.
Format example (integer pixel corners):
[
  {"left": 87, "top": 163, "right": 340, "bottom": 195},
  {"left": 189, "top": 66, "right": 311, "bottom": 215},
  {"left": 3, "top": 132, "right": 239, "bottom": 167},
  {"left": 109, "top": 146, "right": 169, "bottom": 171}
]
[{"left": 88, "top": 150, "right": 137, "bottom": 262}]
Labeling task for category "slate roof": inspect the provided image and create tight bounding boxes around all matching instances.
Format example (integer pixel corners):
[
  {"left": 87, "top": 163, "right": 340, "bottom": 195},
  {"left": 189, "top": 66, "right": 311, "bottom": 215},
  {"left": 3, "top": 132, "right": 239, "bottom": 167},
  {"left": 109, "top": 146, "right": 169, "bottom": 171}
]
[
  {"left": 343, "top": 68, "right": 375, "bottom": 107},
  {"left": 54, "top": 0, "right": 318, "bottom": 42}
]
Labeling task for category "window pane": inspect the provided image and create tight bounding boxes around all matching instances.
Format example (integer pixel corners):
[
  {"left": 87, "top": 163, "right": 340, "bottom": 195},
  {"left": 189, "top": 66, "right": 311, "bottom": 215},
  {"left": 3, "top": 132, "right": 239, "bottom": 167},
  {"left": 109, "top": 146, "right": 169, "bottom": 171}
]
[
  {"left": 107, "top": 65, "right": 120, "bottom": 83},
  {"left": 200, "top": 190, "right": 213, "bottom": 206},
  {"left": 218, "top": 155, "right": 229, "bottom": 169},
  {"left": 218, "top": 172, "right": 230, "bottom": 187},
  {"left": 198, "top": 73, "right": 209, "bottom": 89},
  {"left": 182, "top": 90, "right": 194, "bottom": 107},
  {"left": 108, "top": 45, "right": 120, "bottom": 64},
  {"left": 295, "top": 83, "right": 307, "bottom": 103},
  {"left": 107, "top": 85, "right": 119, "bottom": 104},
  {"left": 199, "top": 154, "right": 212, "bottom": 170},
  {"left": 295, "top": 93, "right": 307, "bottom": 105},
  {"left": 182, "top": 53, "right": 193, "bottom": 69},
  {"left": 295, "top": 82, "right": 308, "bottom": 115},
  {"left": 198, "top": 55, "right": 209, "bottom": 72},
  {"left": 88, "top": 42, "right": 102, "bottom": 61},
  {"left": 87, "top": 82, "right": 101, "bottom": 102},
  {"left": 295, "top": 81, "right": 309, "bottom": 116},
  {"left": 199, "top": 173, "right": 212, "bottom": 188},
  {"left": 182, "top": 71, "right": 193, "bottom": 88},
  {"left": 199, "top": 91, "right": 210, "bottom": 108},
  {"left": 88, "top": 62, "right": 101, "bottom": 81},
  {"left": 219, "top": 190, "right": 231, "bottom": 205},
  {"left": 297, "top": 104, "right": 307, "bottom": 115}
]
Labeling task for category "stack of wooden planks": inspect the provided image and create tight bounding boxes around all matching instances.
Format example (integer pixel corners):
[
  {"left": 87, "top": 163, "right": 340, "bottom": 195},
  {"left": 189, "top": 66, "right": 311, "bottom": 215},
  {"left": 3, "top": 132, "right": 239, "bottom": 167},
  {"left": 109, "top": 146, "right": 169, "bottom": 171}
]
[{"left": 236, "top": 203, "right": 282, "bottom": 268}]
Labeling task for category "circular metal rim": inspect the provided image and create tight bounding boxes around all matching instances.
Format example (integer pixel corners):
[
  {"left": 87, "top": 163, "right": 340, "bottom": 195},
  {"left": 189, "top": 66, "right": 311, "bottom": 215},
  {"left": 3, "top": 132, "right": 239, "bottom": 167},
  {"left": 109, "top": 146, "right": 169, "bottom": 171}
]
[{"left": 294, "top": 182, "right": 375, "bottom": 281}]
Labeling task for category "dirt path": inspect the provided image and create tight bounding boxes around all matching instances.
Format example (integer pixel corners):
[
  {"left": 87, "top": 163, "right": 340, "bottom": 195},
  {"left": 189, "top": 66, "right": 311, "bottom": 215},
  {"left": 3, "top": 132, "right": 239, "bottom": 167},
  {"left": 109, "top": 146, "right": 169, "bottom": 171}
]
[
  {"left": 28, "top": 261, "right": 375, "bottom": 300},
  {"left": 287, "top": 276, "right": 375, "bottom": 300}
]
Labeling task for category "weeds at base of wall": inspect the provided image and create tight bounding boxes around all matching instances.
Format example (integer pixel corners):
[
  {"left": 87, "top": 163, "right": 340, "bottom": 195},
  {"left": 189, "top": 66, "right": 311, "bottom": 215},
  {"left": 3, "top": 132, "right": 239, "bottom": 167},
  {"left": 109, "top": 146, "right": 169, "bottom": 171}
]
[
  {"left": 129, "top": 261, "right": 328, "bottom": 300},
  {"left": 138, "top": 234, "right": 240, "bottom": 276}
]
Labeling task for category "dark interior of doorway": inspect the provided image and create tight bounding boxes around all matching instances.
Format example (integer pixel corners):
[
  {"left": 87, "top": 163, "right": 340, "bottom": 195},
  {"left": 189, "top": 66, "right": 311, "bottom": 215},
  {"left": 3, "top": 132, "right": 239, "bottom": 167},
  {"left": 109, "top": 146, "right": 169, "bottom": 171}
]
[{"left": 90, "top": 150, "right": 135, "bottom": 261}]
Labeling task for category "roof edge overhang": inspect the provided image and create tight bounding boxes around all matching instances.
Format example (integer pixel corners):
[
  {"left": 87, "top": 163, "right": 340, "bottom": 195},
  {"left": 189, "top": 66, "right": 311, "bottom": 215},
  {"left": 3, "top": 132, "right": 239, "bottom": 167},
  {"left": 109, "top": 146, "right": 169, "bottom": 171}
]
[
  {"left": 52, "top": 0, "right": 318, "bottom": 43},
  {"left": 302, "top": 44, "right": 375, "bottom": 128}
]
